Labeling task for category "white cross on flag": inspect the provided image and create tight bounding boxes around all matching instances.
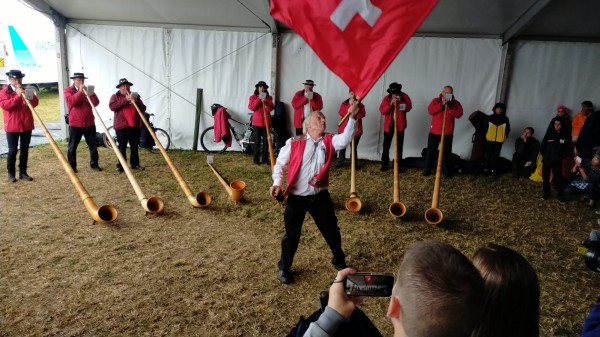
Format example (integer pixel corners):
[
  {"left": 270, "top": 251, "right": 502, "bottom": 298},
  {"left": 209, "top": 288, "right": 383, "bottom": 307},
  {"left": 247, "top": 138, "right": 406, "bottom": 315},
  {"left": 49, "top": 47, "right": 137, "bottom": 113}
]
[{"left": 271, "top": 0, "right": 438, "bottom": 98}]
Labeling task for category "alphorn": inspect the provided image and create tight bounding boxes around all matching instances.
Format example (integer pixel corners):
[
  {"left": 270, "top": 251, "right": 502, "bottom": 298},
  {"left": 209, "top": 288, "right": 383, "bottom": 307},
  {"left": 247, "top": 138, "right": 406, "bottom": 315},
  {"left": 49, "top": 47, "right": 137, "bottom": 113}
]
[
  {"left": 345, "top": 137, "right": 362, "bottom": 212},
  {"left": 130, "top": 97, "right": 211, "bottom": 208},
  {"left": 389, "top": 103, "right": 407, "bottom": 217},
  {"left": 21, "top": 92, "right": 117, "bottom": 224},
  {"left": 206, "top": 156, "right": 246, "bottom": 203},
  {"left": 424, "top": 104, "right": 448, "bottom": 225},
  {"left": 83, "top": 89, "right": 163, "bottom": 214},
  {"left": 263, "top": 104, "right": 276, "bottom": 169}
]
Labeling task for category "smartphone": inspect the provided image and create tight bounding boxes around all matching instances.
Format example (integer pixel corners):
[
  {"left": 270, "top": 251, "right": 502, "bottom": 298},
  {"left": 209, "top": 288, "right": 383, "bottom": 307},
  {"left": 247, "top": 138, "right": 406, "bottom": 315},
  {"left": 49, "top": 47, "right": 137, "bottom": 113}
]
[
  {"left": 399, "top": 103, "right": 406, "bottom": 110},
  {"left": 259, "top": 92, "right": 267, "bottom": 100},
  {"left": 344, "top": 272, "right": 394, "bottom": 297},
  {"left": 576, "top": 156, "right": 582, "bottom": 164},
  {"left": 445, "top": 93, "right": 453, "bottom": 102}
]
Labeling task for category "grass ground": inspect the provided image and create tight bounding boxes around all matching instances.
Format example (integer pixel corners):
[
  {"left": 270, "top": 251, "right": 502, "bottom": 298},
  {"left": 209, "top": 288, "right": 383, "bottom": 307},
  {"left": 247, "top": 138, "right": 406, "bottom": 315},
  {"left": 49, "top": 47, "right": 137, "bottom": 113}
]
[{"left": 0, "top": 144, "right": 598, "bottom": 336}]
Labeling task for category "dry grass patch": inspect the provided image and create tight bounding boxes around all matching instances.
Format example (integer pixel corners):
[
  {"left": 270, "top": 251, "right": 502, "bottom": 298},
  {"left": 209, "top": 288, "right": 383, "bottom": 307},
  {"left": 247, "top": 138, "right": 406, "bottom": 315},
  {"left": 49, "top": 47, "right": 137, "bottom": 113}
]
[{"left": 1, "top": 146, "right": 598, "bottom": 336}]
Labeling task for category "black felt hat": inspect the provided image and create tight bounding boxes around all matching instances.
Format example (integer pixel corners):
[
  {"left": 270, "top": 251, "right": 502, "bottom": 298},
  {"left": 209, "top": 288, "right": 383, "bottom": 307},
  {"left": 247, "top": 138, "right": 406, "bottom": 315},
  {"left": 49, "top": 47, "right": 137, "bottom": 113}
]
[
  {"left": 387, "top": 82, "right": 402, "bottom": 95},
  {"left": 302, "top": 79, "right": 315, "bottom": 86},
  {"left": 5, "top": 69, "right": 25, "bottom": 79},
  {"left": 70, "top": 72, "right": 88, "bottom": 79},
  {"left": 255, "top": 81, "right": 269, "bottom": 89},
  {"left": 116, "top": 78, "right": 134, "bottom": 88}
]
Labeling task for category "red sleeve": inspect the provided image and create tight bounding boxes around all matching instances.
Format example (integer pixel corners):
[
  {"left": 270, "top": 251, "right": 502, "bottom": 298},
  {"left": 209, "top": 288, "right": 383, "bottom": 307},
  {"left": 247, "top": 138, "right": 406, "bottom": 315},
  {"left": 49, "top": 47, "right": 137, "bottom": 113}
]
[
  {"left": 248, "top": 95, "right": 261, "bottom": 111},
  {"left": 428, "top": 97, "right": 443, "bottom": 116},
  {"left": 357, "top": 103, "right": 366, "bottom": 120},
  {"left": 312, "top": 93, "right": 323, "bottom": 110},
  {"left": 291, "top": 91, "right": 307, "bottom": 109},
  {"left": 89, "top": 93, "right": 100, "bottom": 107},
  {"left": 0, "top": 92, "right": 23, "bottom": 111},
  {"left": 338, "top": 102, "right": 347, "bottom": 118},
  {"left": 379, "top": 96, "right": 392, "bottom": 115},
  {"left": 264, "top": 96, "right": 275, "bottom": 112},
  {"left": 29, "top": 94, "right": 39, "bottom": 108},
  {"left": 109, "top": 94, "right": 128, "bottom": 111},
  {"left": 449, "top": 101, "right": 463, "bottom": 119},
  {"left": 64, "top": 88, "right": 86, "bottom": 109}
]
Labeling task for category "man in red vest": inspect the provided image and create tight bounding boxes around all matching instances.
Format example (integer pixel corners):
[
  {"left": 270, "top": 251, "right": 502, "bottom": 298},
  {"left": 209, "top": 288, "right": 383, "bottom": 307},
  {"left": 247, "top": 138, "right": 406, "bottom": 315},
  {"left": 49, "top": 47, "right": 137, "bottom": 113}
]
[{"left": 270, "top": 102, "right": 360, "bottom": 284}]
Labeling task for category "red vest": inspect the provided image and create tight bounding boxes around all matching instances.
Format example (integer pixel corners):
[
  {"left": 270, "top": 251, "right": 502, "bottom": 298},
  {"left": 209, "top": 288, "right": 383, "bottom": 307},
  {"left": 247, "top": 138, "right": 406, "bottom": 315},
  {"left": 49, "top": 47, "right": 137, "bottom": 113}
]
[{"left": 284, "top": 134, "right": 335, "bottom": 196}]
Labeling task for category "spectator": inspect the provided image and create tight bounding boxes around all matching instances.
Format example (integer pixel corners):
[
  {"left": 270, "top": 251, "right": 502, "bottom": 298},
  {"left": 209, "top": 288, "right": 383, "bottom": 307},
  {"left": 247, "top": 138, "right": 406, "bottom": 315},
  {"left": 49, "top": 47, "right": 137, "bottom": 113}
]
[
  {"left": 565, "top": 154, "right": 600, "bottom": 208},
  {"left": 576, "top": 103, "right": 599, "bottom": 162},
  {"left": 573, "top": 101, "right": 594, "bottom": 143},
  {"left": 270, "top": 103, "right": 359, "bottom": 285},
  {"left": 483, "top": 102, "right": 510, "bottom": 176},
  {"left": 541, "top": 118, "right": 572, "bottom": 204},
  {"left": 546, "top": 104, "right": 571, "bottom": 138},
  {"left": 248, "top": 81, "right": 275, "bottom": 166},
  {"left": 291, "top": 80, "right": 323, "bottom": 136},
  {"left": 512, "top": 127, "right": 540, "bottom": 179},
  {"left": 423, "top": 85, "right": 463, "bottom": 178},
  {"left": 471, "top": 243, "right": 540, "bottom": 337},
  {"left": 304, "top": 240, "right": 484, "bottom": 337},
  {"left": 379, "top": 82, "right": 412, "bottom": 172},
  {"left": 336, "top": 89, "right": 365, "bottom": 168}
]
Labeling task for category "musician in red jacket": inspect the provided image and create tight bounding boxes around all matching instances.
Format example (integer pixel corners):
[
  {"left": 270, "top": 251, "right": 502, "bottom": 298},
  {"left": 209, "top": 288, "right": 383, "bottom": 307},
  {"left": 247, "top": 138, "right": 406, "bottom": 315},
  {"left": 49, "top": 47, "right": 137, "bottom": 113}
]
[
  {"left": 291, "top": 79, "right": 323, "bottom": 135},
  {"left": 248, "top": 81, "right": 275, "bottom": 165},
  {"left": 423, "top": 85, "right": 463, "bottom": 178},
  {"left": 109, "top": 78, "right": 147, "bottom": 172},
  {"left": 336, "top": 89, "right": 365, "bottom": 168},
  {"left": 270, "top": 102, "right": 360, "bottom": 285},
  {"left": 379, "top": 82, "right": 412, "bottom": 172},
  {"left": 64, "top": 72, "right": 102, "bottom": 172},
  {"left": 0, "top": 69, "right": 38, "bottom": 182}
]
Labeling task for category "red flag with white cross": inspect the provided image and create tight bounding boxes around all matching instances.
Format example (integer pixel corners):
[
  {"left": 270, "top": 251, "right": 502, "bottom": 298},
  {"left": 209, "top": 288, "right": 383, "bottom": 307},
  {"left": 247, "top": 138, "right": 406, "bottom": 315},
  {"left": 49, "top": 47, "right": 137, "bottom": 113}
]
[{"left": 271, "top": 0, "right": 438, "bottom": 98}]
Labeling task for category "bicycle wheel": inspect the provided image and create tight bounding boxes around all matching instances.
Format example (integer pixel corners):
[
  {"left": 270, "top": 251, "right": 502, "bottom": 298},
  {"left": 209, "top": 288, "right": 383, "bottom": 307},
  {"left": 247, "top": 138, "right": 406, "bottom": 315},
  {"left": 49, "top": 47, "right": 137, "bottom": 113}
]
[
  {"left": 244, "top": 128, "right": 256, "bottom": 155},
  {"left": 153, "top": 128, "right": 171, "bottom": 152},
  {"left": 103, "top": 126, "right": 118, "bottom": 149},
  {"left": 271, "top": 130, "right": 280, "bottom": 155},
  {"left": 200, "top": 126, "right": 227, "bottom": 153}
]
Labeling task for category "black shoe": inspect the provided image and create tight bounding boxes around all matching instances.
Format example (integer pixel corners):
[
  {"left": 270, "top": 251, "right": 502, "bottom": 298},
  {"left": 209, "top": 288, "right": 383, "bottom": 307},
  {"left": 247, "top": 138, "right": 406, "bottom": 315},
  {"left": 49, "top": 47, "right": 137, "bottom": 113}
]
[
  {"left": 19, "top": 173, "right": 33, "bottom": 181},
  {"left": 116, "top": 166, "right": 124, "bottom": 173},
  {"left": 399, "top": 167, "right": 406, "bottom": 174},
  {"left": 422, "top": 170, "right": 432, "bottom": 177},
  {"left": 278, "top": 269, "right": 294, "bottom": 284},
  {"left": 558, "top": 197, "right": 567, "bottom": 205},
  {"left": 7, "top": 174, "right": 16, "bottom": 183},
  {"left": 541, "top": 194, "right": 549, "bottom": 200},
  {"left": 332, "top": 260, "right": 347, "bottom": 271},
  {"left": 91, "top": 165, "right": 103, "bottom": 171},
  {"left": 380, "top": 164, "right": 389, "bottom": 172},
  {"left": 133, "top": 165, "right": 145, "bottom": 171},
  {"left": 335, "top": 161, "right": 345, "bottom": 168}
]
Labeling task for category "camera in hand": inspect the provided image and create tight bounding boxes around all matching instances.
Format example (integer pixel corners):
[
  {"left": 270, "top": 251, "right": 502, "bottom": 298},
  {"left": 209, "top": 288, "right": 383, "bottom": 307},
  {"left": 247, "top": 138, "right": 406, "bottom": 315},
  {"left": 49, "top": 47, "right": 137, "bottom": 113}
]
[
  {"left": 345, "top": 272, "right": 394, "bottom": 297},
  {"left": 444, "top": 93, "right": 453, "bottom": 102}
]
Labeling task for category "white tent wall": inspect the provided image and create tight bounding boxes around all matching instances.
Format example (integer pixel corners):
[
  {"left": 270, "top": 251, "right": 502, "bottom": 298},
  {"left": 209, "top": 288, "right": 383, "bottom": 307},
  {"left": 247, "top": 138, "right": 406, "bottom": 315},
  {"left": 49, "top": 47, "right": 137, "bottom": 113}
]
[
  {"left": 279, "top": 33, "right": 502, "bottom": 161},
  {"left": 66, "top": 24, "right": 168, "bottom": 129},
  {"left": 66, "top": 24, "right": 272, "bottom": 150},
  {"left": 507, "top": 40, "right": 600, "bottom": 158}
]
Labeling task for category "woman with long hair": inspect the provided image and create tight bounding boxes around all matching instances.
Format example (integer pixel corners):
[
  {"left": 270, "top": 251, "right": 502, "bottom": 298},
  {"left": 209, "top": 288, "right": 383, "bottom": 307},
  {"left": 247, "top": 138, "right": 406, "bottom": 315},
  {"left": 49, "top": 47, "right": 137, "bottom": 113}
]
[{"left": 248, "top": 81, "right": 275, "bottom": 165}]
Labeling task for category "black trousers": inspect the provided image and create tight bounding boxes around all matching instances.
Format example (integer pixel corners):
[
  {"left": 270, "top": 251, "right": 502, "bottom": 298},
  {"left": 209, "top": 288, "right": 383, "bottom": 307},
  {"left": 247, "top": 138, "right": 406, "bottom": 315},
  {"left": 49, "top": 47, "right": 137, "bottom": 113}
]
[
  {"left": 279, "top": 190, "right": 345, "bottom": 271},
  {"left": 381, "top": 129, "right": 404, "bottom": 168},
  {"left": 6, "top": 131, "right": 32, "bottom": 175},
  {"left": 67, "top": 125, "right": 99, "bottom": 170},
  {"left": 116, "top": 127, "right": 141, "bottom": 168},
  {"left": 337, "top": 135, "right": 361, "bottom": 163},
  {"left": 512, "top": 153, "right": 536, "bottom": 177},
  {"left": 542, "top": 161, "right": 564, "bottom": 197},
  {"left": 484, "top": 141, "right": 504, "bottom": 172},
  {"left": 424, "top": 133, "right": 454, "bottom": 175},
  {"left": 252, "top": 126, "right": 269, "bottom": 164}
]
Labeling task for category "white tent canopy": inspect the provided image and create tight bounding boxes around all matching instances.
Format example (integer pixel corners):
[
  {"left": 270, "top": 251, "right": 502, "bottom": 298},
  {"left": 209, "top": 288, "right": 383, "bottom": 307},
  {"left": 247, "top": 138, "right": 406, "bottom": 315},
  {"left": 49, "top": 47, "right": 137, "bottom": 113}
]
[{"left": 18, "top": 0, "right": 600, "bottom": 160}]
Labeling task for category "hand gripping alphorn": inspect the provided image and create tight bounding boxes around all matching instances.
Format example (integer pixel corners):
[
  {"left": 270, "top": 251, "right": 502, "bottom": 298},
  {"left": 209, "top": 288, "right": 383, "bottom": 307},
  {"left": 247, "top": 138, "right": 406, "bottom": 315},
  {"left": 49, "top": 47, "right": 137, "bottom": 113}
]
[
  {"left": 83, "top": 89, "right": 164, "bottom": 214},
  {"left": 22, "top": 92, "right": 117, "bottom": 224}
]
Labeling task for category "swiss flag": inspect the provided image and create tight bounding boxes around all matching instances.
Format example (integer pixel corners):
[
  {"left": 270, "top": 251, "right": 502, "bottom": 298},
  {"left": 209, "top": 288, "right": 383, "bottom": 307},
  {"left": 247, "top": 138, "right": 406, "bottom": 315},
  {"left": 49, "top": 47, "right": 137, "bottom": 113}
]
[{"left": 271, "top": 0, "right": 438, "bottom": 98}]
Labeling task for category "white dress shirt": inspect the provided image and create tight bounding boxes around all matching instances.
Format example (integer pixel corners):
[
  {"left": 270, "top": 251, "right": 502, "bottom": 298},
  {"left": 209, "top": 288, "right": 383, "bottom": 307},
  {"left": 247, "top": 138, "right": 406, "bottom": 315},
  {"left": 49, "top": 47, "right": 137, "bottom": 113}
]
[{"left": 273, "top": 118, "right": 356, "bottom": 196}]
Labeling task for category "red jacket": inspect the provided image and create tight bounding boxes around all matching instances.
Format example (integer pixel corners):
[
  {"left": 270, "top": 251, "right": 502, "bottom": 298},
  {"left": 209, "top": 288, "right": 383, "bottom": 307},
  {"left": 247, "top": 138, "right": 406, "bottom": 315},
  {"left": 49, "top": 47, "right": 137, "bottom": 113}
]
[
  {"left": 64, "top": 85, "right": 99, "bottom": 128},
  {"left": 248, "top": 94, "right": 275, "bottom": 127},
  {"left": 291, "top": 90, "right": 323, "bottom": 129},
  {"left": 427, "top": 96, "right": 463, "bottom": 135},
  {"left": 379, "top": 93, "right": 412, "bottom": 133},
  {"left": 337, "top": 100, "right": 365, "bottom": 135},
  {"left": 0, "top": 85, "right": 38, "bottom": 132},
  {"left": 109, "top": 91, "right": 146, "bottom": 130}
]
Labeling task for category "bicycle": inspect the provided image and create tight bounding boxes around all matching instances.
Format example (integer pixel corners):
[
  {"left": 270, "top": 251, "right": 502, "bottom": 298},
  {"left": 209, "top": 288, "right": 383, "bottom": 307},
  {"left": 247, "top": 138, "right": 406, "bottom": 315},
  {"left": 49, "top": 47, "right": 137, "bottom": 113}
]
[
  {"left": 103, "top": 113, "right": 171, "bottom": 153},
  {"left": 200, "top": 110, "right": 279, "bottom": 155}
]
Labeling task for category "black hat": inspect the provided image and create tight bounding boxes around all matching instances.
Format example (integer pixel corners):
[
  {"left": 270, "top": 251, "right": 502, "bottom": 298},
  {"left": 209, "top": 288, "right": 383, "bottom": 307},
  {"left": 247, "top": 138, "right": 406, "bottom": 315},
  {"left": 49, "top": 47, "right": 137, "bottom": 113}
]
[
  {"left": 70, "top": 72, "right": 88, "bottom": 79},
  {"left": 5, "top": 69, "right": 25, "bottom": 79},
  {"left": 116, "top": 78, "right": 134, "bottom": 88},
  {"left": 302, "top": 79, "right": 315, "bottom": 86},
  {"left": 387, "top": 82, "right": 402, "bottom": 95},
  {"left": 255, "top": 81, "right": 269, "bottom": 89}
]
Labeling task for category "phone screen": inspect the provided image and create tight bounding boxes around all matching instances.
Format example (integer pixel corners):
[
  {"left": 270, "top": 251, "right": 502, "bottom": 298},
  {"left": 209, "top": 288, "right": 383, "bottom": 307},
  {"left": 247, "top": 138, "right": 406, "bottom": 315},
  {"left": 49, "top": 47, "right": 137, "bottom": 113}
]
[
  {"left": 445, "top": 93, "right": 453, "bottom": 102},
  {"left": 345, "top": 272, "right": 394, "bottom": 297}
]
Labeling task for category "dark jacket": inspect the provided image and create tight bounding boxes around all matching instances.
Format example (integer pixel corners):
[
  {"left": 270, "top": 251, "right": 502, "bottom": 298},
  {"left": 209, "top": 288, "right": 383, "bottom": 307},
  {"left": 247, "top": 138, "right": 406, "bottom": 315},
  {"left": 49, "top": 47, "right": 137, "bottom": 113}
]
[
  {"left": 108, "top": 91, "right": 146, "bottom": 130},
  {"left": 514, "top": 136, "right": 540, "bottom": 164},
  {"left": 485, "top": 113, "right": 510, "bottom": 143},
  {"left": 541, "top": 118, "right": 572, "bottom": 164},
  {"left": 577, "top": 110, "right": 600, "bottom": 159}
]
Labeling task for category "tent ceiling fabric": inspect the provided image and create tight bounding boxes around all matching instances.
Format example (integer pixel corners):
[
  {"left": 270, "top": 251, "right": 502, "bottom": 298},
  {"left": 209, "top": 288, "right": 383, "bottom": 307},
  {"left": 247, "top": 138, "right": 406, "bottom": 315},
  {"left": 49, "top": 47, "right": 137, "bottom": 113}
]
[{"left": 33, "top": 0, "right": 600, "bottom": 40}]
